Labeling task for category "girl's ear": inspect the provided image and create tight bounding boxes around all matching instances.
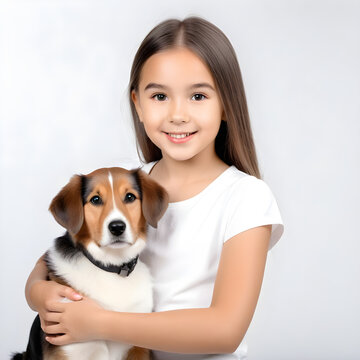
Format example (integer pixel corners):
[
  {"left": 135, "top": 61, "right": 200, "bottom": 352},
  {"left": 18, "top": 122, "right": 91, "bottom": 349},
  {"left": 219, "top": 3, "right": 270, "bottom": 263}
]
[
  {"left": 131, "top": 90, "right": 143, "bottom": 122},
  {"left": 49, "top": 175, "right": 84, "bottom": 235}
]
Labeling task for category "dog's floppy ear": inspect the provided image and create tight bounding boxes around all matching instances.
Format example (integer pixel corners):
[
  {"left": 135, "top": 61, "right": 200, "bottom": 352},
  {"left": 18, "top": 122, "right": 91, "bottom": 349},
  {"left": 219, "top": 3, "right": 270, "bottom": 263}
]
[
  {"left": 133, "top": 169, "right": 169, "bottom": 228},
  {"left": 49, "top": 174, "right": 84, "bottom": 235}
]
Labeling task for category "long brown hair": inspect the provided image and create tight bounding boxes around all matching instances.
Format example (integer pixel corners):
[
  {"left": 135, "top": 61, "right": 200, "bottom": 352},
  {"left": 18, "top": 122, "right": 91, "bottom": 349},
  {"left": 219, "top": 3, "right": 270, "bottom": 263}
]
[{"left": 128, "top": 16, "right": 261, "bottom": 178}]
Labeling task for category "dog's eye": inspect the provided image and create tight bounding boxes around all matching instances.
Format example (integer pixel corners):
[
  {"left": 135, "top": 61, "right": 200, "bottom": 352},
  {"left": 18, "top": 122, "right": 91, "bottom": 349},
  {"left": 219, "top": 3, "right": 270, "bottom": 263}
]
[
  {"left": 124, "top": 193, "right": 136, "bottom": 203},
  {"left": 90, "top": 195, "right": 103, "bottom": 205}
]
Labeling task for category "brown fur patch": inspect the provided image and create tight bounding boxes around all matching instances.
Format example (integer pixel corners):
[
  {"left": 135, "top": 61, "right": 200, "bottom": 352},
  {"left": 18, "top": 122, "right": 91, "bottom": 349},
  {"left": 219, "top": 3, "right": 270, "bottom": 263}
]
[
  {"left": 43, "top": 341, "right": 68, "bottom": 360},
  {"left": 125, "top": 346, "right": 151, "bottom": 360},
  {"left": 49, "top": 175, "right": 84, "bottom": 235},
  {"left": 134, "top": 170, "right": 169, "bottom": 229},
  {"left": 47, "top": 271, "right": 71, "bottom": 287}
]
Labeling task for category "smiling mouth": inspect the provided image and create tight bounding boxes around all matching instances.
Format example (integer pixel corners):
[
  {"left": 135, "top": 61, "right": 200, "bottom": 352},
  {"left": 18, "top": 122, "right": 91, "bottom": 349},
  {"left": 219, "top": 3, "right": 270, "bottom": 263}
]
[{"left": 165, "top": 131, "right": 197, "bottom": 139}]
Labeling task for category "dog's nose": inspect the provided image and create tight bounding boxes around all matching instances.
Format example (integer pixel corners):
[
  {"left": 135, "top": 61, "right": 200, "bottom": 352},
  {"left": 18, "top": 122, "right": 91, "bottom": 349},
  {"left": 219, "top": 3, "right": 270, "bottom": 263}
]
[{"left": 108, "top": 220, "right": 126, "bottom": 236}]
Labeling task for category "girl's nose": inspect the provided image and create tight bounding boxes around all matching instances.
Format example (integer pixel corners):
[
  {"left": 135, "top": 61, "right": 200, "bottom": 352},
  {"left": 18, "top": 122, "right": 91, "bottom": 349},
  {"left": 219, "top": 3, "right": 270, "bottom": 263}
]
[{"left": 169, "top": 98, "right": 189, "bottom": 124}]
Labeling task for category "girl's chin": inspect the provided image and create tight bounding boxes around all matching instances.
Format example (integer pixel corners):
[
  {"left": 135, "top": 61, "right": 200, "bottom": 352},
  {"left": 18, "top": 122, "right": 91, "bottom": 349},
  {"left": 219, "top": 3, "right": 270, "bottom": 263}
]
[{"left": 161, "top": 150, "right": 201, "bottom": 162}]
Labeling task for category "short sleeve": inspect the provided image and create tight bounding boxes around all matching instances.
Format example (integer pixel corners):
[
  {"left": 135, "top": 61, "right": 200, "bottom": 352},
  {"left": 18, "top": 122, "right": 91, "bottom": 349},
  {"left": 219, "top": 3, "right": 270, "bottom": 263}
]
[{"left": 224, "top": 177, "right": 284, "bottom": 251}]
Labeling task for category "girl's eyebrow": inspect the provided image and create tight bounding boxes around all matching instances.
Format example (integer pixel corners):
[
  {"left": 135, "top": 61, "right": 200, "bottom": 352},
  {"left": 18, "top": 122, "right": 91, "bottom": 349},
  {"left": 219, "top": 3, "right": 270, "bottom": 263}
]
[{"left": 144, "top": 82, "right": 215, "bottom": 92}]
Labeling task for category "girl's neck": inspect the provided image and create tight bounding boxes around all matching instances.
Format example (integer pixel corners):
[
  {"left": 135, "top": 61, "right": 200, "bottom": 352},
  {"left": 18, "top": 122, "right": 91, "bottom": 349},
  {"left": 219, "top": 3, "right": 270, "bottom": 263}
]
[{"left": 152, "top": 151, "right": 229, "bottom": 186}]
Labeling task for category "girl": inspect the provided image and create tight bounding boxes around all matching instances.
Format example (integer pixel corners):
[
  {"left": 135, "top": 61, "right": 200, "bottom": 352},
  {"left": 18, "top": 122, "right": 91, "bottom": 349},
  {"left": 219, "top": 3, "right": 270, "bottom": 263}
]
[{"left": 25, "top": 16, "right": 284, "bottom": 359}]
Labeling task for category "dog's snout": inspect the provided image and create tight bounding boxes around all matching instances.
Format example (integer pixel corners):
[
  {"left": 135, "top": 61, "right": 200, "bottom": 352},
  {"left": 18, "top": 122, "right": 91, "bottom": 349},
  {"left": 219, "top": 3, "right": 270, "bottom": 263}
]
[{"left": 108, "top": 220, "right": 126, "bottom": 236}]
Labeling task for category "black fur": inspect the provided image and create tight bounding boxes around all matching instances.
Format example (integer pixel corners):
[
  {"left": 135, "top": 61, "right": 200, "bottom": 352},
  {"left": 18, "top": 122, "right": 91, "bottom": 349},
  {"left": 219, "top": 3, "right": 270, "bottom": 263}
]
[
  {"left": 54, "top": 232, "right": 82, "bottom": 261},
  {"left": 44, "top": 232, "right": 83, "bottom": 281},
  {"left": 10, "top": 353, "right": 24, "bottom": 359},
  {"left": 16, "top": 233, "right": 81, "bottom": 360},
  {"left": 130, "top": 169, "right": 143, "bottom": 201},
  {"left": 80, "top": 175, "right": 91, "bottom": 205}
]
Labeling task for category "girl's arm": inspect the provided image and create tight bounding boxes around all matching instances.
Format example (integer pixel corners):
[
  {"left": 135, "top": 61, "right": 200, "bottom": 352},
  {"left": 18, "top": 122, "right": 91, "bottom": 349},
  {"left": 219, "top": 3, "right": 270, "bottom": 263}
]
[
  {"left": 25, "top": 254, "right": 48, "bottom": 311},
  {"left": 25, "top": 254, "right": 82, "bottom": 324},
  {"left": 44, "top": 225, "right": 271, "bottom": 354}
]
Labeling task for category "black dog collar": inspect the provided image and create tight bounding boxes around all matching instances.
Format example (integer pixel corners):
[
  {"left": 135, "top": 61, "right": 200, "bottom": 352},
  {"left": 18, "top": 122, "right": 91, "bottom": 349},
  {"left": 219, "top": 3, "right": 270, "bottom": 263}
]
[{"left": 82, "top": 249, "right": 139, "bottom": 277}]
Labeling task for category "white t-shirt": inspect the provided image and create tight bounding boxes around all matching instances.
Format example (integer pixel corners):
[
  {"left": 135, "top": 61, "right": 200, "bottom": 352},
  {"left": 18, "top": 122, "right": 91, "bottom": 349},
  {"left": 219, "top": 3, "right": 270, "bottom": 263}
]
[{"left": 140, "top": 162, "right": 284, "bottom": 360}]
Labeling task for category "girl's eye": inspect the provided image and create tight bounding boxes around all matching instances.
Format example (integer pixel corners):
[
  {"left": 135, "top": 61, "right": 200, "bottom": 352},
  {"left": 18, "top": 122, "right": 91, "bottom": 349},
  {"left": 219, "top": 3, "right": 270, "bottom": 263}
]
[
  {"left": 192, "top": 93, "right": 206, "bottom": 101},
  {"left": 124, "top": 193, "right": 136, "bottom": 203},
  {"left": 152, "top": 93, "right": 167, "bottom": 101},
  {"left": 90, "top": 195, "right": 103, "bottom": 205}
]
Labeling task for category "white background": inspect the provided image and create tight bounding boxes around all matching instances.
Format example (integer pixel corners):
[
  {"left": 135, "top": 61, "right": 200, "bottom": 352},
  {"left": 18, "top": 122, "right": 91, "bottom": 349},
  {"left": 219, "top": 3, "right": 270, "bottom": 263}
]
[{"left": 1, "top": 1, "right": 359, "bottom": 359}]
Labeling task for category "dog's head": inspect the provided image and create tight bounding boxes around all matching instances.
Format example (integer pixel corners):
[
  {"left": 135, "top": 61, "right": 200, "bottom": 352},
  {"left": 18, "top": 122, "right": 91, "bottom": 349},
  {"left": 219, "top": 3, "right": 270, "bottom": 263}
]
[{"left": 49, "top": 167, "right": 168, "bottom": 264}]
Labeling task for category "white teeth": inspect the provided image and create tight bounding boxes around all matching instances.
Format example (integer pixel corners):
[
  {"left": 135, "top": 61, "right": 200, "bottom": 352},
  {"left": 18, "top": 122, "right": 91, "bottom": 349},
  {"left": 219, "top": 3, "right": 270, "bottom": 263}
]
[{"left": 168, "top": 132, "right": 191, "bottom": 139}]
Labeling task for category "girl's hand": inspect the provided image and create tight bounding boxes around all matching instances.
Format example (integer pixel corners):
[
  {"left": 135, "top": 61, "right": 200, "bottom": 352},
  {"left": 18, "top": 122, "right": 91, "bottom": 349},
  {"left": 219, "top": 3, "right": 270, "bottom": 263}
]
[
  {"left": 42, "top": 296, "right": 105, "bottom": 346},
  {"left": 30, "top": 280, "right": 82, "bottom": 331}
]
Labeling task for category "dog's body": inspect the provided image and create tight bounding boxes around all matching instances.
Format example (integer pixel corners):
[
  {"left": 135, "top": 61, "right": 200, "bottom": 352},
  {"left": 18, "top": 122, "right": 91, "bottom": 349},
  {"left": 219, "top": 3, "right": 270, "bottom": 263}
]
[
  {"left": 13, "top": 167, "right": 168, "bottom": 360},
  {"left": 43, "top": 232, "right": 153, "bottom": 360}
]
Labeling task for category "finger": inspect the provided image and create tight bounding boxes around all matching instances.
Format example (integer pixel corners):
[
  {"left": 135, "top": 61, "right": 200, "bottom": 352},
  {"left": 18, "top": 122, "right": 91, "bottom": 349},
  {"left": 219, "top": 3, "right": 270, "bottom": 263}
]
[
  {"left": 44, "top": 312, "right": 61, "bottom": 323},
  {"left": 43, "top": 323, "right": 65, "bottom": 335},
  {"left": 40, "top": 319, "right": 55, "bottom": 331},
  {"left": 39, "top": 312, "right": 53, "bottom": 326},
  {"left": 45, "top": 300, "right": 66, "bottom": 312},
  {"left": 42, "top": 320, "right": 59, "bottom": 329},
  {"left": 45, "top": 334, "right": 73, "bottom": 346},
  {"left": 59, "top": 286, "right": 82, "bottom": 301}
]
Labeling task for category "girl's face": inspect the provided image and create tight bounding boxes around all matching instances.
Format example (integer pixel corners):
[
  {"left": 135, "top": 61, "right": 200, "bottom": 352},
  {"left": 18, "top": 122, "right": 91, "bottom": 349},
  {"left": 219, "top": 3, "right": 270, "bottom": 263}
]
[{"left": 132, "top": 47, "right": 224, "bottom": 163}]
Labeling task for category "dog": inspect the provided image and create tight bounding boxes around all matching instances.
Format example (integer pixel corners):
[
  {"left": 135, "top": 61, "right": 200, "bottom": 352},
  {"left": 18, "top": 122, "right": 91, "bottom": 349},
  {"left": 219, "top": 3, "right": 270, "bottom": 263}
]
[{"left": 12, "top": 167, "right": 168, "bottom": 360}]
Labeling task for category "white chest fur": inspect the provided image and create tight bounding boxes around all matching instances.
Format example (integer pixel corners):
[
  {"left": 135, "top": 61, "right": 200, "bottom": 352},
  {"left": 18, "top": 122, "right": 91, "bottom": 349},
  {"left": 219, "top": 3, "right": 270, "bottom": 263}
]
[{"left": 47, "top": 246, "right": 153, "bottom": 360}]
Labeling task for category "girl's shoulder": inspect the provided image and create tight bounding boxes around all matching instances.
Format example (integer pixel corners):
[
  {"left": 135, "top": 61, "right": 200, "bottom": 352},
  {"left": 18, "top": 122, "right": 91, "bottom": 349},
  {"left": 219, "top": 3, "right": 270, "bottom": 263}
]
[
  {"left": 222, "top": 168, "right": 284, "bottom": 250},
  {"left": 215, "top": 165, "right": 267, "bottom": 197}
]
